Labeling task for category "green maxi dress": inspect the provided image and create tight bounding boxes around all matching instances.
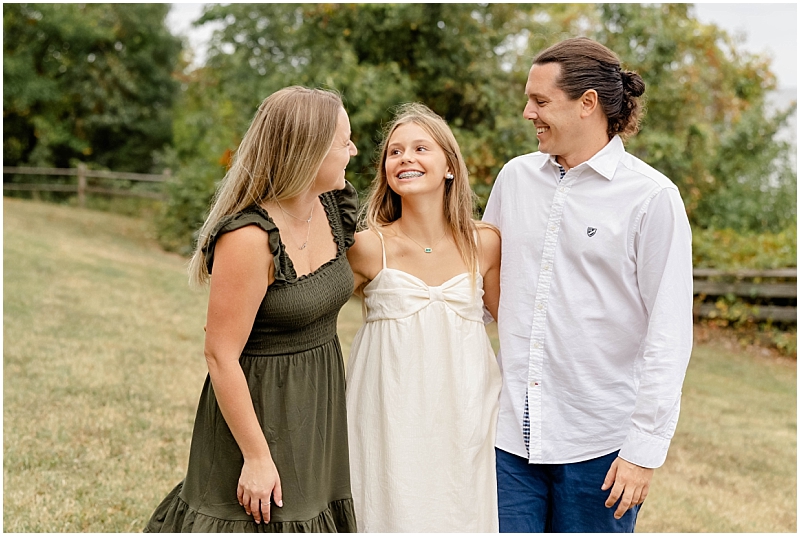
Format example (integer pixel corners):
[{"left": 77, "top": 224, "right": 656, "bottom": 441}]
[{"left": 145, "top": 183, "right": 358, "bottom": 533}]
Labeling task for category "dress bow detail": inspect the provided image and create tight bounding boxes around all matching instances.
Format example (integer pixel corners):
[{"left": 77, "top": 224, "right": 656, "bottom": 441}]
[{"left": 363, "top": 269, "right": 484, "bottom": 322}]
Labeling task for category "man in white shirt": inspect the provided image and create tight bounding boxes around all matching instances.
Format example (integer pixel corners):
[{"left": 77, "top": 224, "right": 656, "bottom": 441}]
[{"left": 483, "top": 37, "right": 693, "bottom": 532}]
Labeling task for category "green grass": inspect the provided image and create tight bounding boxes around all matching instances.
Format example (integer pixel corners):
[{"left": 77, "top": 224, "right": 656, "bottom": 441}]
[
  {"left": 4, "top": 198, "right": 208, "bottom": 531},
  {"left": 637, "top": 344, "right": 796, "bottom": 531},
  {"left": 4, "top": 198, "right": 796, "bottom": 532}
]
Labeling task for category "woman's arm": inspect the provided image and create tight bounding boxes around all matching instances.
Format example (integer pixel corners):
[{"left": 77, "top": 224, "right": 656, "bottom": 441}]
[
  {"left": 346, "top": 229, "right": 384, "bottom": 297},
  {"left": 478, "top": 225, "right": 502, "bottom": 322},
  {"left": 203, "top": 225, "right": 281, "bottom": 525}
]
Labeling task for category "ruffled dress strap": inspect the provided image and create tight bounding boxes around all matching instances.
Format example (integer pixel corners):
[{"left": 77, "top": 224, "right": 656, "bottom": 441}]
[
  {"left": 201, "top": 206, "right": 292, "bottom": 286},
  {"left": 323, "top": 180, "right": 359, "bottom": 250}
]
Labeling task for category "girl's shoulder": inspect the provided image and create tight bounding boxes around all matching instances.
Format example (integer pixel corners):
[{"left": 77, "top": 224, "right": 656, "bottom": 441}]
[
  {"left": 475, "top": 220, "right": 500, "bottom": 241},
  {"left": 353, "top": 227, "right": 383, "bottom": 246},
  {"left": 475, "top": 221, "right": 501, "bottom": 258},
  {"left": 355, "top": 223, "right": 402, "bottom": 244},
  {"left": 349, "top": 227, "right": 390, "bottom": 286},
  {"left": 350, "top": 227, "right": 386, "bottom": 262}
]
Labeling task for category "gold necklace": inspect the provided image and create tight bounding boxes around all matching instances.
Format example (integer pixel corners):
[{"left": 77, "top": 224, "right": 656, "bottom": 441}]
[
  {"left": 277, "top": 201, "right": 314, "bottom": 250},
  {"left": 398, "top": 222, "right": 448, "bottom": 254}
]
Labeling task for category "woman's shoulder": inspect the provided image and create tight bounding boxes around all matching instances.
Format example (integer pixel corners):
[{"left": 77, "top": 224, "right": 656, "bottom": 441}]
[
  {"left": 203, "top": 207, "right": 281, "bottom": 274},
  {"left": 211, "top": 224, "right": 274, "bottom": 265},
  {"left": 212, "top": 206, "right": 277, "bottom": 238}
]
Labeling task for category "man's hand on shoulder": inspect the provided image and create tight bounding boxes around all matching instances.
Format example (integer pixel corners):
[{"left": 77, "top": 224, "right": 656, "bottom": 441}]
[{"left": 601, "top": 457, "right": 654, "bottom": 519}]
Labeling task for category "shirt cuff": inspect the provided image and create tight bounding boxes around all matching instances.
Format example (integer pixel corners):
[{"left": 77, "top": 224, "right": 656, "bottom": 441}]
[{"left": 618, "top": 428, "right": 672, "bottom": 469}]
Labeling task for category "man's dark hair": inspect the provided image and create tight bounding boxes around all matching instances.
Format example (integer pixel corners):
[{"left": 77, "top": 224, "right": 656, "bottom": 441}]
[{"left": 534, "top": 37, "right": 646, "bottom": 140}]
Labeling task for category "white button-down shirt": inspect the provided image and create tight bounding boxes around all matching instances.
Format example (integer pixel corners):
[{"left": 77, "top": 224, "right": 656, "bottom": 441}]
[{"left": 483, "top": 136, "right": 693, "bottom": 468}]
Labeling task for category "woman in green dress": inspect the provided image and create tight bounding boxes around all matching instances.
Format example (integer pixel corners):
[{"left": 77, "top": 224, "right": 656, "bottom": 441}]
[{"left": 145, "top": 86, "right": 359, "bottom": 532}]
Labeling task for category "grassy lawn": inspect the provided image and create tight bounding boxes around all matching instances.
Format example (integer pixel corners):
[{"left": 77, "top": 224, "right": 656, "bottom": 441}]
[{"left": 4, "top": 198, "right": 796, "bottom": 532}]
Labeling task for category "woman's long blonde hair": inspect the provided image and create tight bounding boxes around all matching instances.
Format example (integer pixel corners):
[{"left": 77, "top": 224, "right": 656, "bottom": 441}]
[
  {"left": 188, "top": 86, "right": 343, "bottom": 287},
  {"left": 363, "top": 103, "right": 481, "bottom": 282}
]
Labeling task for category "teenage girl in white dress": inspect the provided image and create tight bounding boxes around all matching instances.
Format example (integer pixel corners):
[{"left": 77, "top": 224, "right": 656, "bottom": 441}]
[{"left": 346, "top": 103, "right": 502, "bottom": 532}]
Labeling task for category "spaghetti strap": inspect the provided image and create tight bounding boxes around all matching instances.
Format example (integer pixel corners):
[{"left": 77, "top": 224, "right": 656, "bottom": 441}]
[
  {"left": 374, "top": 229, "right": 387, "bottom": 270},
  {"left": 362, "top": 229, "right": 387, "bottom": 322}
]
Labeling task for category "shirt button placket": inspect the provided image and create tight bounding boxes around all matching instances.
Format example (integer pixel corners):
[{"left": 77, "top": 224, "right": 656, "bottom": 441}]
[{"left": 526, "top": 178, "right": 571, "bottom": 462}]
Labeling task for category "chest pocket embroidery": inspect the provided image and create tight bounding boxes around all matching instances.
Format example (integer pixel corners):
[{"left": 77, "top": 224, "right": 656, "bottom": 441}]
[{"left": 587, "top": 227, "right": 597, "bottom": 237}]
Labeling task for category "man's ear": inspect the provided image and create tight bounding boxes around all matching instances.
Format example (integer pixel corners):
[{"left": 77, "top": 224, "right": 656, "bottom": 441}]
[{"left": 579, "top": 89, "right": 599, "bottom": 118}]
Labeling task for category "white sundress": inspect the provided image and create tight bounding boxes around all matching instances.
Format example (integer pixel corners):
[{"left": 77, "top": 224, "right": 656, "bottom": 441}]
[{"left": 346, "top": 230, "right": 502, "bottom": 533}]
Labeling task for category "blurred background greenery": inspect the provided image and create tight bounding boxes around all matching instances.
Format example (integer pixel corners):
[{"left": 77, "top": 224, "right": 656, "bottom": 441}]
[{"left": 4, "top": 3, "right": 796, "bottom": 258}]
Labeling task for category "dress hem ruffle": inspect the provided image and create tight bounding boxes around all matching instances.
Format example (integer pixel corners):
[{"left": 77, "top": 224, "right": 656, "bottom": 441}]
[{"left": 144, "top": 481, "right": 357, "bottom": 533}]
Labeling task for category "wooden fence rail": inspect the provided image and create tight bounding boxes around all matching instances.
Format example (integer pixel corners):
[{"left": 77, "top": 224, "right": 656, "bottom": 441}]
[
  {"left": 693, "top": 268, "right": 796, "bottom": 323},
  {"left": 3, "top": 165, "right": 797, "bottom": 323},
  {"left": 3, "top": 164, "right": 171, "bottom": 206}
]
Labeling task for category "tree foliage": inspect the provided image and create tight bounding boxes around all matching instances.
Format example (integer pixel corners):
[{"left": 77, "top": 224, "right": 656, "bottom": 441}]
[
  {"left": 595, "top": 3, "right": 796, "bottom": 232},
  {"left": 183, "top": 3, "right": 579, "bottom": 192},
  {"left": 3, "top": 4, "right": 794, "bottom": 259},
  {"left": 3, "top": 4, "right": 182, "bottom": 172},
  {"left": 158, "top": 3, "right": 601, "bottom": 251}
]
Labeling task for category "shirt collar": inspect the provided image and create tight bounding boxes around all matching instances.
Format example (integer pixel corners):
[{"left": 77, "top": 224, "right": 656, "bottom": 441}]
[{"left": 538, "top": 135, "right": 625, "bottom": 181}]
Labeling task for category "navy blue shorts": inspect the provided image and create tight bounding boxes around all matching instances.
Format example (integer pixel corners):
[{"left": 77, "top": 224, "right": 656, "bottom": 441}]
[{"left": 496, "top": 448, "right": 640, "bottom": 533}]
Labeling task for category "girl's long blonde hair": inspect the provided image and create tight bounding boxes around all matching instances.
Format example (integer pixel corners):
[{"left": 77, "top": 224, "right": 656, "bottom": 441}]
[
  {"left": 363, "top": 103, "right": 481, "bottom": 282},
  {"left": 188, "top": 86, "right": 343, "bottom": 287}
]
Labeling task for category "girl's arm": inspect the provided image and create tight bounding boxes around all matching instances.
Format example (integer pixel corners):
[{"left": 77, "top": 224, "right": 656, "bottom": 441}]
[
  {"left": 478, "top": 225, "right": 502, "bottom": 322},
  {"left": 203, "top": 225, "right": 282, "bottom": 525}
]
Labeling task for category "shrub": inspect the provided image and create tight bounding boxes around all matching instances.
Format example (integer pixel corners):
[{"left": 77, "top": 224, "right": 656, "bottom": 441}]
[{"left": 692, "top": 224, "right": 797, "bottom": 269}]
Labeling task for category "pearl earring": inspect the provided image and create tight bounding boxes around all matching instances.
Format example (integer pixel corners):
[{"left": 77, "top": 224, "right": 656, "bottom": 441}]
[{"left": 445, "top": 173, "right": 454, "bottom": 180}]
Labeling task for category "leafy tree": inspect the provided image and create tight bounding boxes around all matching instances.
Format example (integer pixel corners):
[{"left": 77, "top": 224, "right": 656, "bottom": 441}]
[
  {"left": 154, "top": 64, "right": 246, "bottom": 253},
  {"left": 595, "top": 3, "right": 796, "bottom": 232},
  {"left": 158, "top": 3, "right": 597, "bottom": 250},
  {"left": 189, "top": 3, "right": 550, "bottom": 190},
  {"left": 159, "top": 3, "right": 795, "bottom": 253},
  {"left": 3, "top": 3, "right": 182, "bottom": 172}
]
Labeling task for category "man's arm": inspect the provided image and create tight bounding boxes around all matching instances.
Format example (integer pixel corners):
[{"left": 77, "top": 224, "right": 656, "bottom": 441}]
[{"left": 604, "top": 186, "right": 694, "bottom": 518}]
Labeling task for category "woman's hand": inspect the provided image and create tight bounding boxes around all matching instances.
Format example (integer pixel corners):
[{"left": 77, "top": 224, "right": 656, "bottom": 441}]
[{"left": 237, "top": 456, "right": 284, "bottom": 524}]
